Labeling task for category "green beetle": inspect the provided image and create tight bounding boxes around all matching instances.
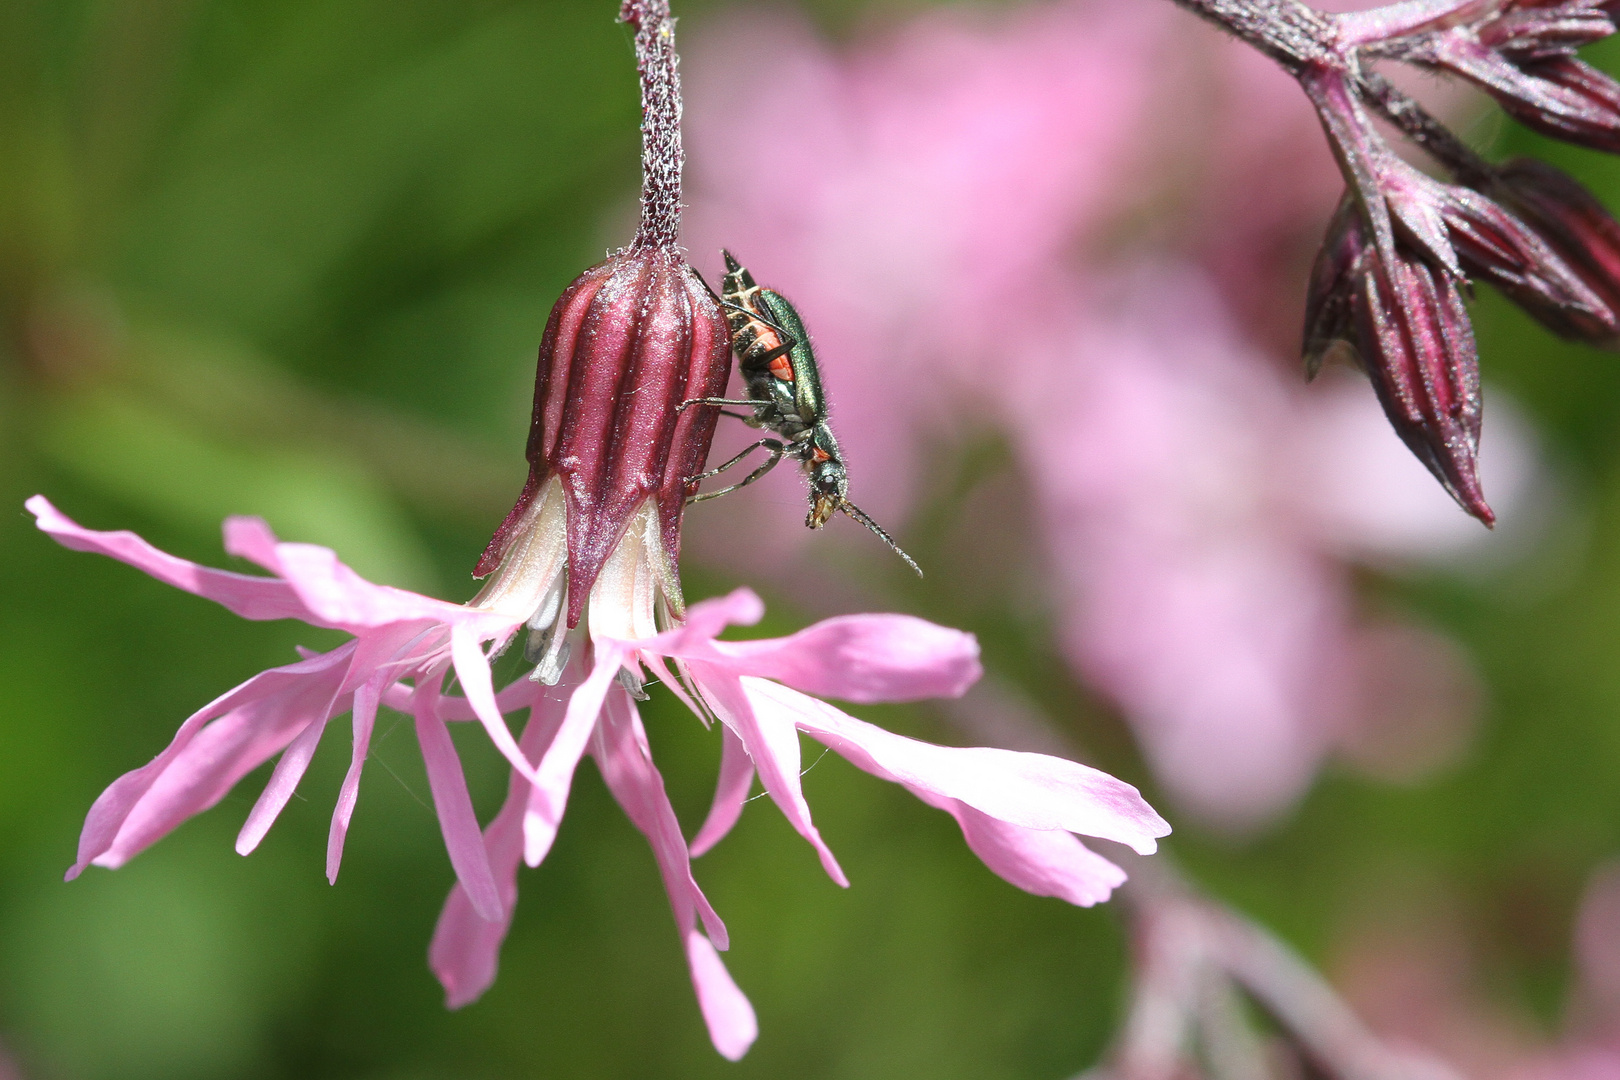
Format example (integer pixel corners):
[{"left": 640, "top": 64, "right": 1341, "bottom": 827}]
[{"left": 680, "top": 250, "right": 921, "bottom": 576}]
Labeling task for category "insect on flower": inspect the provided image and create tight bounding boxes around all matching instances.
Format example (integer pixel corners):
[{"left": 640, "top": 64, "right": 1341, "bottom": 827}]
[{"left": 679, "top": 250, "right": 923, "bottom": 576}]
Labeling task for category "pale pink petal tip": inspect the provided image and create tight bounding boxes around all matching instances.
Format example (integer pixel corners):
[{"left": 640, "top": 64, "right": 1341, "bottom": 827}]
[
  {"left": 686, "top": 931, "right": 759, "bottom": 1061},
  {"left": 26, "top": 495, "right": 309, "bottom": 622},
  {"left": 916, "top": 788, "right": 1130, "bottom": 906},
  {"left": 429, "top": 883, "right": 510, "bottom": 1010},
  {"left": 222, "top": 515, "right": 283, "bottom": 571},
  {"left": 745, "top": 679, "right": 1171, "bottom": 856}
]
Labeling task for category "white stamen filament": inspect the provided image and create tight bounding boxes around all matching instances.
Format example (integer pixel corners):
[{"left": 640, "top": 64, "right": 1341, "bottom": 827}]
[
  {"left": 473, "top": 478, "right": 680, "bottom": 687},
  {"left": 522, "top": 564, "right": 572, "bottom": 684}
]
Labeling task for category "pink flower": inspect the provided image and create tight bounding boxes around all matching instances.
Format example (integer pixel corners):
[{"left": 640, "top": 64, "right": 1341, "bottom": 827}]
[{"left": 29, "top": 495, "right": 1168, "bottom": 1060}]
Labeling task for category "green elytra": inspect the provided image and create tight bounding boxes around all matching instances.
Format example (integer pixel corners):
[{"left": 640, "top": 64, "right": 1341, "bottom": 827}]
[{"left": 677, "top": 250, "right": 922, "bottom": 577}]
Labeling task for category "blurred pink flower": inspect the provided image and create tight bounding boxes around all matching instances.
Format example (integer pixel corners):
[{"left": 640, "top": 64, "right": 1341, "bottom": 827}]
[
  {"left": 1509, "top": 864, "right": 1620, "bottom": 1080},
  {"left": 681, "top": 0, "right": 1513, "bottom": 828},
  {"left": 1006, "top": 268, "right": 1358, "bottom": 823},
  {"left": 1334, "top": 863, "right": 1620, "bottom": 1080},
  {"left": 31, "top": 495, "right": 1168, "bottom": 1059},
  {"left": 681, "top": 0, "right": 1171, "bottom": 543}
]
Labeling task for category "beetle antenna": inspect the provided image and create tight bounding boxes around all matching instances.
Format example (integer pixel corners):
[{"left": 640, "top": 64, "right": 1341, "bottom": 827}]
[{"left": 838, "top": 500, "right": 923, "bottom": 577}]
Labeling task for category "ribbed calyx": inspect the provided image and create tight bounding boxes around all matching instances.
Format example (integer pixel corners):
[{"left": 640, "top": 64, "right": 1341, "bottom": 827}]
[
  {"left": 477, "top": 248, "right": 731, "bottom": 627},
  {"left": 1305, "top": 197, "right": 1491, "bottom": 524}
]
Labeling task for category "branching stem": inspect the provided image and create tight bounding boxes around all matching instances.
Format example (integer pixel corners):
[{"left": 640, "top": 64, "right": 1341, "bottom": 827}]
[
  {"left": 1168, "top": 0, "right": 1338, "bottom": 73},
  {"left": 1166, "top": 0, "right": 1501, "bottom": 189}
]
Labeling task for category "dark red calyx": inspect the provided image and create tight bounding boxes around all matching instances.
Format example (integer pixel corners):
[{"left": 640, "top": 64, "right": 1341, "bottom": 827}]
[{"left": 475, "top": 248, "right": 732, "bottom": 625}]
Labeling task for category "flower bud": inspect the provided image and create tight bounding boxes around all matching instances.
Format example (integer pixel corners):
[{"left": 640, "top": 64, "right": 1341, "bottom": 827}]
[
  {"left": 1304, "top": 195, "right": 1371, "bottom": 378},
  {"left": 1491, "top": 156, "right": 1620, "bottom": 346},
  {"left": 1441, "top": 177, "right": 1618, "bottom": 341},
  {"left": 1503, "top": 56, "right": 1620, "bottom": 148},
  {"left": 1354, "top": 250, "right": 1493, "bottom": 524},
  {"left": 476, "top": 248, "right": 731, "bottom": 627},
  {"left": 1478, "top": 2, "right": 1614, "bottom": 60},
  {"left": 1432, "top": 37, "right": 1620, "bottom": 152}
]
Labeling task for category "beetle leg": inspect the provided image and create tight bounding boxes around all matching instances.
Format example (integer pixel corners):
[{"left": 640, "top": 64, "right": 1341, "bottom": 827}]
[
  {"left": 689, "top": 437, "right": 784, "bottom": 481},
  {"left": 688, "top": 440, "right": 787, "bottom": 503}
]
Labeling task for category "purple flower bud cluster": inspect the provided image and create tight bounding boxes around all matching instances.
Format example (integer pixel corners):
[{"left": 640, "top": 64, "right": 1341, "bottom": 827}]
[{"left": 1293, "top": 0, "right": 1620, "bottom": 522}]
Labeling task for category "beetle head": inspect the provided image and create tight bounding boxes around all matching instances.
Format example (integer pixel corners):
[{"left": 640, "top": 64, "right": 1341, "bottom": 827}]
[{"left": 806, "top": 461, "right": 848, "bottom": 528}]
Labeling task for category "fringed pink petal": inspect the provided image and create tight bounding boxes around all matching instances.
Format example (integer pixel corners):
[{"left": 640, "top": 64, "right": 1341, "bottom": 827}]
[
  {"left": 636, "top": 588, "right": 766, "bottom": 657},
  {"left": 73, "top": 644, "right": 356, "bottom": 878},
  {"left": 674, "top": 588, "right": 767, "bottom": 641},
  {"left": 907, "top": 786, "right": 1127, "bottom": 906},
  {"left": 29, "top": 496, "right": 309, "bottom": 623},
  {"left": 741, "top": 677, "right": 1170, "bottom": 854},
  {"left": 685, "top": 931, "right": 758, "bottom": 1062},
  {"left": 709, "top": 614, "right": 982, "bottom": 703},
  {"left": 690, "top": 724, "right": 754, "bottom": 858},
  {"left": 430, "top": 691, "right": 570, "bottom": 1007},
  {"left": 270, "top": 542, "right": 483, "bottom": 631},
  {"left": 413, "top": 671, "right": 502, "bottom": 922},
  {"left": 235, "top": 707, "right": 336, "bottom": 856},
  {"left": 429, "top": 790, "right": 525, "bottom": 1008},
  {"left": 327, "top": 674, "right": 385, "bottom": 883},
  {"left": 523, "top": 644, "right": 620, "bottom": 866},
  {"left": 449, "top": 624, "right": 543, "bottom": 787},
  {"left": 339, "top": 621, "right": 442, "bottom": 695},
  {"left": 692, "top": 661, "right": 849, "bottom": 887},
  {"left": 591, "top": 689, "right": 728, "bottom": 948}
]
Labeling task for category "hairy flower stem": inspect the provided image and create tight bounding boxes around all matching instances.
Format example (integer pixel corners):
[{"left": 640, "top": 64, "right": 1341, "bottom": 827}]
[
  {"left": 1168, "top": 0, "right": 1337, "bottom": 74},
  {"left": 620, "top": 0, "right": 684, "bottom": 251},
  {"left": 1166, "top": 0, "right": 1497, "bottom": 188}
]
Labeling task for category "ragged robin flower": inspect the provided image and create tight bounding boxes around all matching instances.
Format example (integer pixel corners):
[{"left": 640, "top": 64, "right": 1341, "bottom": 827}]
[{"left": 28, "top": 0, "right": 1171, "bottom": 1060}]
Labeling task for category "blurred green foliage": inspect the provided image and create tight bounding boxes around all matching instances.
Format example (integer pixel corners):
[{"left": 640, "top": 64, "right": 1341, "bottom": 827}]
[{"left": 7, "top": 1, "right": 1620, "bottom": 1077}]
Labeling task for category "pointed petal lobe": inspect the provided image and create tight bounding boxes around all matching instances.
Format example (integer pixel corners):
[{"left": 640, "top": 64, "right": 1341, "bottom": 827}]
[
  {"left": 430, "top": 694, "right": 569, "bottom": 1007},
  {"left": 686, "top": 931, "right": 758, "bottom": 1062},
  {"left": 72, "top": 644, "right": 355, "bottom": 878},
  {"left": 327, "top": 675, "right": 384, "bottom": 883},
  {"left": 524, "top": 646, "right": 620, "bottom": 866},
  {"left": 592, "top": 689, "right": 728, "bottom": 948},
  {"left": 741, "top": 677, "right": 1170, "bottom": 854},
  {"left": 694, "top": 662, "right": 849, "bottom": 886},
  {"left": 30, "top": 496, "right": 309, "bottom": 623},
  {"left": 907, "top": 786, "right": 1128, "bottom": 906},
  {"left": 691, "top": 724, "right": 755, "bottom": 857},
  {"left": 413, "top": 675, "right": 502, "bottom": 923}
]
